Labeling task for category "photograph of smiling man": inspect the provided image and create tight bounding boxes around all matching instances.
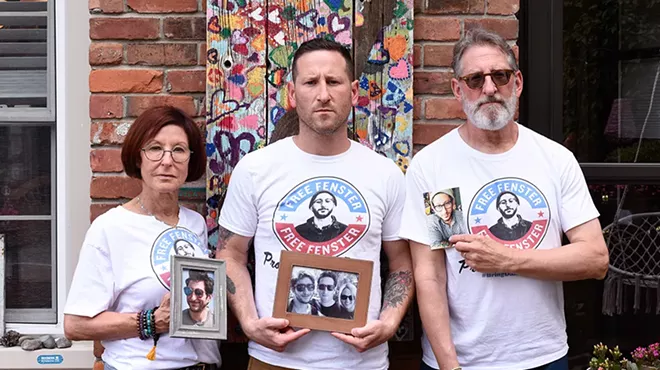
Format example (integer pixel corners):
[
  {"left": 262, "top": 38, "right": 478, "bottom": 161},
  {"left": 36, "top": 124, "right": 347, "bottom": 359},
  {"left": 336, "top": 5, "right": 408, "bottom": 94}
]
[{"left": 181, "top": 269, "right": 215, "bottom": 327}]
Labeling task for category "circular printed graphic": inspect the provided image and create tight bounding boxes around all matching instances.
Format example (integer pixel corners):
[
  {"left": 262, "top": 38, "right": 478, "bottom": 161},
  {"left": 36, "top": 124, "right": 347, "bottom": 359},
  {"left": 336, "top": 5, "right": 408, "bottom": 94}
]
[
  {"left": 467, "top": 178, "right": 550, "bottom": 250},
  {"left": 272, "top": 177, "right": 371, "bottom": 257},
  {"left": 150, "top": 226, "right": 207, "bottom": 289}
]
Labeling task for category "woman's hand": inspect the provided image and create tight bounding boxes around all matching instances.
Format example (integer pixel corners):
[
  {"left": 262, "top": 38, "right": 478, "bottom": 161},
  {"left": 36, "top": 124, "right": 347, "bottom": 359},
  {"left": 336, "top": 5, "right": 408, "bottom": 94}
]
[{"left": 153, "top": 293, "right": 171, "bottom": 334}]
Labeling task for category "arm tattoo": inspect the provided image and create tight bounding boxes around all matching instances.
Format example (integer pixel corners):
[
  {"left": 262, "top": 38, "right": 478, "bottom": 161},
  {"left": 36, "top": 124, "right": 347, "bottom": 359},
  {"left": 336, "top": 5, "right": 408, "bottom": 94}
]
[
  {"left": 381, "top": 270, "right": 413, "bottom": 311},
  {"left": 216, "top": 226, "right": 236, "bottom": 252},
  {"left": 227, "top": 276, "right": 236, "bottom": 295}
]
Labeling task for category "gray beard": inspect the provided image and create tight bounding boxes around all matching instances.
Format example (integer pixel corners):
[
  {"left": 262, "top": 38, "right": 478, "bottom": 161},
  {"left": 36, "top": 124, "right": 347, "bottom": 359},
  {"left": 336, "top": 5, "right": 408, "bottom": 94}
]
[{"left": 462, "top": 82, "right": 518, "bottom": 131}]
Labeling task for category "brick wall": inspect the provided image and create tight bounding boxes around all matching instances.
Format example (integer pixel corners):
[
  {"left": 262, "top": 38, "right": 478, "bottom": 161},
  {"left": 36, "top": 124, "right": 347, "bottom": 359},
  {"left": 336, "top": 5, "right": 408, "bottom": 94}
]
[
  {"left": 88, "top": 0, "right": 207, "bottom": 220},
  {"left": 412, "top": 0, "right": 520, "bottom": 148},
  {"left": 87, "top": 0, "right": 520, "bottom": 218}
]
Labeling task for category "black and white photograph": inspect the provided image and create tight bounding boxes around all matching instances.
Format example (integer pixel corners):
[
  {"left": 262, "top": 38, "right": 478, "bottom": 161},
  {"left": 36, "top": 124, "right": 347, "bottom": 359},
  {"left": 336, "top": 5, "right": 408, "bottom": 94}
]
[
  {"left": 181, "top": 268, "right": 215, "bottom": 328},
  {"left": 286, "top": 266, "right": 358, "bottom": 320},
  {"left": 424, "top": 187, "right": 468, "bottom": 249},
  {"left": 294, "top": 190, "right": 348, "bottom": 242},
  {"left": 170, "top": 255, "right": 227, "bottom": 340}
]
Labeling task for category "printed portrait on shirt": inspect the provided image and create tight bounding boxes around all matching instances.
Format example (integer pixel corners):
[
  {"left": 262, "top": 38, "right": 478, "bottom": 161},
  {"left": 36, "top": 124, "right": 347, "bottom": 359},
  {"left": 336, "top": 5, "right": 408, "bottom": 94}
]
[
  {"left": 272, "top": 177, "right": 371, "bottom": 257},
  {"left": 424, "top": 187, "right": 468, "bottom": 249},
  {"left": 150, "top": 227, "right": 207, "bottom": 289},
  {"left": 467, "top": 177, "right": 550, "bottom": 250}
]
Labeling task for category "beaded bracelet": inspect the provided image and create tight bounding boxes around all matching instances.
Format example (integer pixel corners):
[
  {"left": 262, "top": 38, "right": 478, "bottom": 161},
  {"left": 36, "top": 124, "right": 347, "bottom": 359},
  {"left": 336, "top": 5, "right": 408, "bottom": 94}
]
[{"left": 146, "top": 306, "right": 160, "bottom": 361}]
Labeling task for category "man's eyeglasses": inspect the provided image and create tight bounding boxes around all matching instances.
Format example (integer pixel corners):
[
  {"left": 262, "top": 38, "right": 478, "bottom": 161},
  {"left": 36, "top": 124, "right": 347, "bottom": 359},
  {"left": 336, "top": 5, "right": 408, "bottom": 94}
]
[
  {"left": 340, "top": 294, "right": 354, "bottom": 301},
  {"left": 433, "top": 200, "right": 453, "bottom": 210},
  {"left": 184, "top": 287, "right": 205, "bottom": 298},
  {"left": 295, "top": 284, "right": 315, "bottom": 292},
  {"left": 458, "top": 69, "right": 514, "bottom": 90},
  {"left": 318, "top": 284, "right": 335, "bottom": 291},
  {"left": 142, "top": 145, "right": 192, "bottom": 163}
]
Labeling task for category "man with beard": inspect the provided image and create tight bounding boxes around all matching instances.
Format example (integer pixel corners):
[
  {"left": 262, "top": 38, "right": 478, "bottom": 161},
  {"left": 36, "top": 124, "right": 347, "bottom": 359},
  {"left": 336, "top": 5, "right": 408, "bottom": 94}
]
[
  {"left": 216, "top": 38, "right": 413, "bottom": 370},
  {"left": 182, "top": 270, "right": 215, "bottom": 327},
  {"left": 295, "top": 190, "right": 348, "bottom": 242},
  {"left": 400, "top": 28, "right": 608, "bottom": 370},
  {"left": 428, "top": 189, "right": 468, "bottom": 249},
  {"left": 489, "top": 191, "right": 532, "bottom": 241}
]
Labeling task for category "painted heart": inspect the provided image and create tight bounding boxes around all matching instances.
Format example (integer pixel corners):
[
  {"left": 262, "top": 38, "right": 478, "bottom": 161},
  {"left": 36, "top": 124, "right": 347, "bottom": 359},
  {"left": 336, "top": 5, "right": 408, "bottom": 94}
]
[
  {"left": 393, "top": 0, "right": 409, "bottom": 18},
  {"left": 270, "top": 106, "right": 286, "bottom": 123},
  {"left": 214, "top": 130, "right": 257, "bottom": 168},
  {"left": 210, "top": 91, "right": 245, "bottom": 122},
  {"left": 367, "top": 42, "right": 390, "bottom": 65},
  {"left": 296, "top": 9, "right": 318, "bottom": 31},
  {"left": 233, "top": 43, "right": 249, "bottom": 56},
  {"left": 403, "top": 101, "right": 413, "bottom": 113},
  {"left": 335, "top": 30, "right": 351, "bottom": 45},
  {"left": 268, "top": 8, "right": 281, "bottom": 25},
  {"left": 257, "top": 126, "right": 266, "bottom": 139},
  {"left": 359, "top": 75, "right": 369, "bottom": 90},
  {"left": 267, "top": 68, "right": 287, "bottom": 87},
  {"left": 228, "top": 73, "right": 246, "bottom": 86},
  {"left": 324, "top": 0, "right": 342, "bottom": 11},
  {"left": 272, "top": 30, "right": 286, "bottom": 46},
  {"left": 389, "top": 59, "right": 411, "bottom": 80},
  {"left": 207, "top": 68, "right": 223, "bottom": 84},
  {"left": 269, "top": 46, "right": 290, "bottom": 68},
  {"left": 368, "top": 81, "right": 383, "bottom": 99},
  {"left": 328, "top": 13, "right": 350, "bottom": 34},
  {"left": 249, "top": 7, "right": 264, "bottom": 22},
  {"left": 393, "top": 141, "right": 410, "bottom": 156},
  {"left": 385, "top": 34, "right": 407, "bottom": 61},
  {"left": 231, "top": 30, "right": 248, "bottom": 45},
  {"left": 318, "top": 17, "right": 326, "bottom": 26},
  {"left": 281, "top": 5, "right": 297, "bottom": 21},
  {"left": 243, "top": 27, "right": 261, "bottom": 38},
  {"left": 247, "top": 52, "right": 260, "bottom": 63},
  {"left": 383, "top": 81, "right": 405, "bottom": 107},
  {"left": 357, "top": 96, "right": 370, "bottom": 107},
  {"left": 207, "top": 48, "right": 218, "bottom": 64},
  {"left": 208, "top": 16, "right": 220, "bottom": 34},
  {"left": 355, "top": 11, "right": 364, "bottom": 27}
]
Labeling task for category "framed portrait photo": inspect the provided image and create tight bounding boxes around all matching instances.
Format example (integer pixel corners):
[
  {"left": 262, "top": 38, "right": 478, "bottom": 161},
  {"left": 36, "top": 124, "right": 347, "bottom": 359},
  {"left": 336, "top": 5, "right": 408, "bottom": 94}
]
[
  {"left": 169, "top": 255, "right": 227, "bottom": 340},
  {"left": 273, "top": 250, "right": 373, "bottom": 334}
]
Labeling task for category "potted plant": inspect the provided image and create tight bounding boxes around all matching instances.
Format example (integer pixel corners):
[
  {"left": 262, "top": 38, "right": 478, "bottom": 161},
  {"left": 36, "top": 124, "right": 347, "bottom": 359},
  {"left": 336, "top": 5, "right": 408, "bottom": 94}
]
[
  {"left": 631, "top": 343, "right": 660, "bottom": 370},
  {"left": 588, "top": 343, "right": 635, "bottom": 370}
]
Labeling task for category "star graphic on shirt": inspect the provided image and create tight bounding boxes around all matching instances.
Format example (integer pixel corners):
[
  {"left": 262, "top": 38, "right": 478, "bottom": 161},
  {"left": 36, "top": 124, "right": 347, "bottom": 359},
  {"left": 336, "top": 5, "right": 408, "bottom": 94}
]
[
  {"left": 356, "top": 215, "right": 364, "bottom": 223},
  {"left": 474, "top": 217, "right": 482, "bottom": 224},
  {"left": 537, "top": 211, "right": 544, "bottom": 218},
  {"left": 280, "top": 214, "right": 288, "bottom": 221}
]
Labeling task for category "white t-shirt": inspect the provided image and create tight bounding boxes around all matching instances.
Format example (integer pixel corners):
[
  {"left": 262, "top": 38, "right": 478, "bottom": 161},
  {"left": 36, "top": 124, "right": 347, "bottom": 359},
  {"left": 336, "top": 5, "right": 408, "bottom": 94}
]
[
  {"left": 64, "top": 206, "right": 221, "bottom": 370},
  {"left": 399, "top": 124, "right": 599, "bottom": 370},
  {"left": 218, "top": 137, "right": 405, "bottom": 370}
]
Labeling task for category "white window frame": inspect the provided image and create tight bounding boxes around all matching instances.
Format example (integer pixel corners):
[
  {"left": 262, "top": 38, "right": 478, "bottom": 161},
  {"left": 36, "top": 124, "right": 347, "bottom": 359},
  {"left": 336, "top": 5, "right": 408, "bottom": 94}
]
[{"left": 5, "top": 0, "right": 90, "bottom": 335}]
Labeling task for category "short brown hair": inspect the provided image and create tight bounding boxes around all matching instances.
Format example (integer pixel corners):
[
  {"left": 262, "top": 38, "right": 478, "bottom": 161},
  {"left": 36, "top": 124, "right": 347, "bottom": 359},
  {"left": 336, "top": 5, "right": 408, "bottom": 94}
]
[
  {"left": 121, "top": 106, "right": 205, "bottom": 182},
  {"left": 291, "top": 37, "right": 354, "bottom": 82}
]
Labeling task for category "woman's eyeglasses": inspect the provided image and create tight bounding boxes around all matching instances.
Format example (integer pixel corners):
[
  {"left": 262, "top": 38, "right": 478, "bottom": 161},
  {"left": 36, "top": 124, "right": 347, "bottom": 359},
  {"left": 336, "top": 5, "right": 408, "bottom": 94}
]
[
  {"left": 340, "top": 294, "right": 354, "bottom": 301},
  {"left": 142, "top": 145, "right": 192, "bottom": 163},
  {"left": 295, "top": 284, "right": 315, "bottom": 292},
  {"left": 458, "top": 69, "right": 514, "bottom": 90},
  {"left": 184, "top": 287, "right": 205, "bottom": 298}
]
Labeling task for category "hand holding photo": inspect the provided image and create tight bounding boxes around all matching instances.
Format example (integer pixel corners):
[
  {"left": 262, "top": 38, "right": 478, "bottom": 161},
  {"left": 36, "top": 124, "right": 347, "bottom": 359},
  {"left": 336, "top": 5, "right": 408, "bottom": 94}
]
[
  {"left": 170, "top": 255, "right": 227, "bottom": 340},
  {"left": 424, "top": 188, "right": 468, "bottom": 250},
  {"left": 274, "top": 251, "right": 372, "bottom": 334}
]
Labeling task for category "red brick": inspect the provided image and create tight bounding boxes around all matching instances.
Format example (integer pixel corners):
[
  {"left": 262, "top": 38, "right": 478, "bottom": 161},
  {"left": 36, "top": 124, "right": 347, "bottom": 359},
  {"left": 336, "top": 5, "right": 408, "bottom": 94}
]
[
  {"left": 126, "top": 43, "right": 199, "bottom": 66},
  {"left": 163, "top": 17, "right": 205, "bottom": 40},
  {"left": 90, "top": 148, "right": 124, "bottom": 172},
  {"left": 414, "top": 0, "right": 424, "bottom": 13},
  {"left": 427, "top": 0, "right": 485, "bottom": 14},
  {"left": 90, "top": 176, "right": 142, "bottom": 199},
  {"left": 199, "top": 42, "right": 206, "bottom": 66},
  {"left": 90, "top": 69, "right": 164, "bottom": 93},
  {"left": 425, "top": 98, "right": 466, "bottom": 119},
  {"left": 126, "top": 95, "right": 197, "bottom": 117},
  {"left": 413, "top": 44, "right": 421, "bottom": 67},
  {"left": 413, "top": 123, "right": 459, "bottom": 145},
  {"left": 167, "top": 70, "right": 205, "bottom": 93},
  {"left": 89, "top": 0, "right": 124, "bottom": 13},
  {"left": 90, "top": 18, "right": 160, "bottom": 40},
  {"left": 487, "top": 0, "right": 520, "bottom": 15},
  {"left": 424, "top": 44, "right": 454, "bottom": 67},
  {"left": 127, "top": 0, "right": 197, "bottom": 13},
  {"left": 90, "top": 203, "right": 121, "bottom": 222},
  {"left": 413, "top": 71, "right": 453, "bottom": 94},
  {"left": 89, "top": 43, "right": 123, "bottom": 65},
  {"left": 201, "top": 0, "right": 207, "bottom": 13},
  {"left": 90, "top": 95, "right": 124, "bottom": 118},
  {"left": 413, "top": 96, "right": 423, "bottom": 120},
  {"left": 414, "top": 17, "right": 461, "bottom": 41},
  {"left": 91, "top": 121, "right": 132, "bottom": 145},
  {"left": 464, "top": 18, "right": 519, "bottom": 40}
]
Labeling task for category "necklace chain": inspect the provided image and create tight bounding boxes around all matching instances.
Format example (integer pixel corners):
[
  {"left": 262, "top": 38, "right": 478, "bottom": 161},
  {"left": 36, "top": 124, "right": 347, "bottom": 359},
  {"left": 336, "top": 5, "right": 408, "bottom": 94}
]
[{"left": 136, "top": 196, "right": 179, "bottom": 226}]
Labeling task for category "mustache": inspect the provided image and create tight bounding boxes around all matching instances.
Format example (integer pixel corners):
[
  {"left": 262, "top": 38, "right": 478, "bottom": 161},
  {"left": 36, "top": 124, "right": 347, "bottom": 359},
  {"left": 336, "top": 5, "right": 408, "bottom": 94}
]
[{"left": 477, "top": 96, "right": 506, "bottom": 107}]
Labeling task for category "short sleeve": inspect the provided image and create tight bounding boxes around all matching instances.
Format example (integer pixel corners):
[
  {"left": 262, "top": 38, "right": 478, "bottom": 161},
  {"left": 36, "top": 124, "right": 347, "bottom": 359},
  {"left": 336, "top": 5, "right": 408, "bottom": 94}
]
[
  {"left": 559, "top": 153, "right": 600, "bottom": 232},
  {"left": 64, "top": 225, "right": 115, "bottom": 317},
  {"left": 399, "top": 156, "right": 432, "bottom": 246},
  {"left": 217, "top": 158, "right": 258, "bottom": 237},
  {"left": 381, "top": 166, "right": 405, "bottom": 241}
]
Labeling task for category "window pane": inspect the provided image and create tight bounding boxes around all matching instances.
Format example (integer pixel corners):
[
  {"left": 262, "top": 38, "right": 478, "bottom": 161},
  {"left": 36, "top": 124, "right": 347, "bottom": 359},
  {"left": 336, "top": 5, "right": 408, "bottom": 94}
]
[
  {"left": 0, "top": 0, "right": 49, "bottom": 108},
  {"left": 0, "top": 125, "right": 52, "bottom": 215},
  {"left": 2, "top": 220, "right": 52, "bottom": 309},
  {"left": 563, "top": 0, "right": 660, "bottom": 163}
]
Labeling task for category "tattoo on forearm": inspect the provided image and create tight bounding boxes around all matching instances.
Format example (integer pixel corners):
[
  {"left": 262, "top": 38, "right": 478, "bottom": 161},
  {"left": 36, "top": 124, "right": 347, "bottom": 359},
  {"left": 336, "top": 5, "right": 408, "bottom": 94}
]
[
  {"left": 216, "top": 226, "right": 236, "bottom": 251},
  {"left": 382, "top": 270, "right": 413, "bottom": 311},
  {"left": 227, "top": 276, "right": 236, "bottom": 295}
]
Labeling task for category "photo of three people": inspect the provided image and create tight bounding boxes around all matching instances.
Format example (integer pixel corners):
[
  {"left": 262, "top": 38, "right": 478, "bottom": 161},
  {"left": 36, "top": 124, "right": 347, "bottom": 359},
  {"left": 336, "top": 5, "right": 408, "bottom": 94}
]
[{"left": 286, "top": 266, "right": 358, "bottom": 320}]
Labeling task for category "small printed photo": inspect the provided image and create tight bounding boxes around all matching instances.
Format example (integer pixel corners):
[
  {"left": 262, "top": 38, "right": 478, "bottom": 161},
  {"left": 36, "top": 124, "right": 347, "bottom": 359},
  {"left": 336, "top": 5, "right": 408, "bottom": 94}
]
[
  {"left": 287, "top": 266, "right": 359, "bottom": 320},
  {"left": 424, "top": 188, "right": 468, "bottom": 250},
  {"left": 181, "top": 268, "right": 215, "bottom": 328}
]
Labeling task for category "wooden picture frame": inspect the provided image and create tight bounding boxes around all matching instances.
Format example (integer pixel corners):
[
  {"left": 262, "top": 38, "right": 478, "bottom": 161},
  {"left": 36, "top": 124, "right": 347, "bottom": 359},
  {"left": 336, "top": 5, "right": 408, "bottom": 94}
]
[
  {"left": 273, "top": 250, "right": 373, "bottom": 334},
  {"left": 169, "top": 255, "right": 227, "bottom": 340}
]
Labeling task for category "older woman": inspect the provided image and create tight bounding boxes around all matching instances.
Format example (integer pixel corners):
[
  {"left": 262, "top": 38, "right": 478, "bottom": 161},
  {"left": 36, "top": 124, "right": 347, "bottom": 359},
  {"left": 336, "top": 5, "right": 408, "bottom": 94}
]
[
  {"left": 63, "top": 106, "right": 221, "bottom": 370},
  {"left": 337, "top": 281, "right": 357, "bottom": 320}
]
